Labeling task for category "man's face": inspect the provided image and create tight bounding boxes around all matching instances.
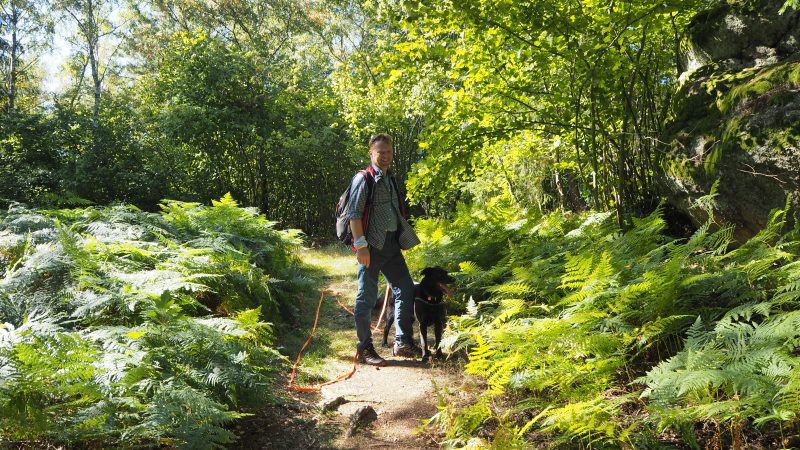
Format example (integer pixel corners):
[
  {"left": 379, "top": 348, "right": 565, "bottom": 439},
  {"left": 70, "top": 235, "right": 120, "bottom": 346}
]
[{"left": 370, "top": 141, "right": 393, "bottom": 172}]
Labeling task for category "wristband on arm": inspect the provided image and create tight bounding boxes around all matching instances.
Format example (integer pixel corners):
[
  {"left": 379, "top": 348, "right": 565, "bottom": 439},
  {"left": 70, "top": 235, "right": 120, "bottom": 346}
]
[{"left": 354, "top": 236, "right": 368, "bottom": 249}]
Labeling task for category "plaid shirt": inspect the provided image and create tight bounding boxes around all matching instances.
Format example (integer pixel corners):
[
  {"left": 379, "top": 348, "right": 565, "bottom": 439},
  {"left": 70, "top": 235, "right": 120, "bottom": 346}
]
[{"left": 347, "top": 164, "right": 420, "bottom": 251}]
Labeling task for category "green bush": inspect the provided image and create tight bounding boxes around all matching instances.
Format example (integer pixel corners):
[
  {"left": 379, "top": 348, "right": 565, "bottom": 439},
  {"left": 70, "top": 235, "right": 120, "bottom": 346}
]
[
  {"left": 0, "top": 196, "right": 303, "bottom": 448},
  {"left": 416, "top": 200, "right": 800, "bottom": 448}
]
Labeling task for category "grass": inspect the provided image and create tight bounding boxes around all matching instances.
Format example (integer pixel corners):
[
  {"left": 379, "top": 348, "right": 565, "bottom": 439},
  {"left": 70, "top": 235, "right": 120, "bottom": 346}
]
[{"left": 277, "top": 244, "right": 393, "bottom": 386}]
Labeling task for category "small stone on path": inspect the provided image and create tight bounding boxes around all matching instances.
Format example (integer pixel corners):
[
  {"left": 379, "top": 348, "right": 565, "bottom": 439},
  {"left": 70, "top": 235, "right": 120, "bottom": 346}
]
[
  {"left": 346, "top": 405, "right": 378, "bottom": 437},
  {"left": 320, "top": 395, "right": 349, "bottom": 413}
]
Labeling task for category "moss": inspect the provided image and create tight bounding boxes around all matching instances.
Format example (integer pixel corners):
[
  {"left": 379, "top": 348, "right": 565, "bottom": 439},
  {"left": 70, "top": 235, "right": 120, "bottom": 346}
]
[
  {"left": 664, "top": 155, "right": 691, "bottom": 182},
  {"left": 666, "top": 58, "right": 800, "bottom": 188},
  {"left": 740, "top": 133, "right": 759, "bottom": 152},
  {"left": 721, "top": 116, "right": 745, "bottom": 151},
  {"left": 719, "top": 62, "right": 800, "bottom": 114},
  {"left": 720, "top": 79, "right": 772, "bottom": 113},
  {"left": 769, "top": 90, "right": 796, "bottom": 107},
  {"left": 790, "top": 62, "right": 800, "bottom": 85},
  {"left": 666, "top": 68, "right": 725, "bottom": 138},
  {"left": 675, "top": 82, "right": 714, "bottom": 115},
  {"left": 767, "top": 121, "right": 800, "bottom": 149},
  {"left": 691, "top": 111, "right": 724, "bottom": 138},
  {"left": 693, "top": 110, "right": 748, "bottom": 175},
  {"left": 744, "top": 101, "right": 800, "bottom": 144},
  {"left": 772, "top": 129, "right": 799, "bottom": 150},
  {"left": 703, "top": 144, "right": 722, "bottom": 176},
  {"left": 664, "top": 142, "right": 711, "bottom": 187}
]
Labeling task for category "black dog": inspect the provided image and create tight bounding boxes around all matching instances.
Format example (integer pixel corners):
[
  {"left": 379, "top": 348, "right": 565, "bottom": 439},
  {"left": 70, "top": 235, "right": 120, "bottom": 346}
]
[{"left": 381, "top": 267, "right": 455, "bottom": 361}]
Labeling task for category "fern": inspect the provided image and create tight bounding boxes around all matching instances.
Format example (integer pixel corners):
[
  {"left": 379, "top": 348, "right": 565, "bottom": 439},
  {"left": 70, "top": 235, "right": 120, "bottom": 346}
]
[
  {"left": 530, "top": 392, "right": 636, "bottom": 446},
  {"left": 415, "top": 199, "right": 800, "bottom": 448},
  {"left": 0, "top": 198, "right": 300, "bottom": 447}
]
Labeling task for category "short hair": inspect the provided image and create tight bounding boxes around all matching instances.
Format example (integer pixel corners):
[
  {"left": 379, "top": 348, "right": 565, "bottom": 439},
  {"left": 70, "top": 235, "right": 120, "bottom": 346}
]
[{"left": 368, "top": 133, "right": 393, "bottom": 149}]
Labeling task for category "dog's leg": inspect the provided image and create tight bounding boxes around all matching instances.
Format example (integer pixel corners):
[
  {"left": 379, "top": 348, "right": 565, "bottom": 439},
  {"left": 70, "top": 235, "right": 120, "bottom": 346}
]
[
  {"left": 382, "top": 307, "right": 393, "bottom": 348},
  {"left": 420, "top": 323, "right": 430, "bottom": 362},
  {"left": 434, "top": 318, "right": 445, "bottom": 360}
]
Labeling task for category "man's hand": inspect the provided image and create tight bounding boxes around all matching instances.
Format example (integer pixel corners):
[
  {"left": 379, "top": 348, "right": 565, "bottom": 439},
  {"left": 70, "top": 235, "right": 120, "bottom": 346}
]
[
  {"left": 350, "top": 219, "right": 370, "bottom": 268},
  {"left": 356, "top": 246, "right": 370, "bottom": 268}
]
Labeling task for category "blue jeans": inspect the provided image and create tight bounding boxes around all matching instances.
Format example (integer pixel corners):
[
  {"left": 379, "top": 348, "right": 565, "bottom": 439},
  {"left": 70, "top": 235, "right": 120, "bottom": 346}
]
[{"left": 354, "top": 231, "right": 414, "bottom": 352}]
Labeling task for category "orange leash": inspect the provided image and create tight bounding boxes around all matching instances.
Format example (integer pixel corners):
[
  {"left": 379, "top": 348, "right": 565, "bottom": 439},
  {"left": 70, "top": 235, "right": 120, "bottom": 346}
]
[
  {"left": 335, "top": 294, "right": 354, "bottom": 316},
  {"left": 373, "top": 285, "right": 391, "bottom": 332},
  {"left": 288, "top": 286, "right": 391, "bottom": 393}
]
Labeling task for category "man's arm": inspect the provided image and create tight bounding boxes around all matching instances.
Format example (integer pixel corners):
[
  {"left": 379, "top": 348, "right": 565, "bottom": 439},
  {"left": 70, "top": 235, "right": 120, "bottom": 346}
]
[
  {"left": 350, "top": 219, "right": 370, "bottom": 268},
  {"left": 348, "top": 174, "right": 370, "bottom": 268}
]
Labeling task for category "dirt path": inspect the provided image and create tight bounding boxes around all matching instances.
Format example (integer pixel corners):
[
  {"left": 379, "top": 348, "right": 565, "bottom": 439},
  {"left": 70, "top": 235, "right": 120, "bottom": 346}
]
[
  {"left": 289, "top": 246, "right": 456, "bottom": 449},
  {"left": 320, "top": 352, "right": 445, "bottom": 449}
]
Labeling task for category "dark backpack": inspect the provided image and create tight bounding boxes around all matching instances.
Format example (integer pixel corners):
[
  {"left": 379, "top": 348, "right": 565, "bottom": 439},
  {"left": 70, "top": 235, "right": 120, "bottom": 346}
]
[{"left": 335, "top": 167, "right": 376, "bottom": 247}]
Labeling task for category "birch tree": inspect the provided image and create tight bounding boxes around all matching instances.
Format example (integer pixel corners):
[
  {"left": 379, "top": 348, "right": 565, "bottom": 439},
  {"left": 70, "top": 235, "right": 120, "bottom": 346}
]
[
  {"left": 54, "top": 0, "right": 123, "bottom": 134},
  {"left": 0, "top": 0, "right": 52, "bottom": 114}
]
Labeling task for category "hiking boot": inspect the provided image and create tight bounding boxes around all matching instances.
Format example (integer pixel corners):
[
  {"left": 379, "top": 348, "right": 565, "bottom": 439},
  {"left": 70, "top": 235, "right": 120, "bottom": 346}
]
[
  {"left": 393, "top": 341, "right": 422, "bottom": 358},
  {"left": 359, "top": 345, "right": 387, "bottom": 366}
]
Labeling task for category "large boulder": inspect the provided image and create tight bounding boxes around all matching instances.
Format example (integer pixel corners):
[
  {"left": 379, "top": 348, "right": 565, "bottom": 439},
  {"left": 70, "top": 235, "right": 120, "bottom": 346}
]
[
  {"left": 682, "top": 0, "right": 800, "bottom": 72},
  {"left": 661, "top": 0, "right": 800, "bottom": 241}
]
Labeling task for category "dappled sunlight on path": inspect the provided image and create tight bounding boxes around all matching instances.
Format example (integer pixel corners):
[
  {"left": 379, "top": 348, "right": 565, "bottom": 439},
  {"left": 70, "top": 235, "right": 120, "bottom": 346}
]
[
  {"left": 296, "top": 246, "right": 454, "bottom": 449},
  {"left": 322, "top": 359, "right": 442, "bottom": 449}
]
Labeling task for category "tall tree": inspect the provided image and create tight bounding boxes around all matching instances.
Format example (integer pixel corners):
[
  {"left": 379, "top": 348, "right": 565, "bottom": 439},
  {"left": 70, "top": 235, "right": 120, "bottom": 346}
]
[
  {"left": 316, "top": 0, "right": 442, "bottom": 205},
  {"left": 0, "top": 0, "right": 52, "bottom": 114},
  {"left": 126, "top": 0, "right": 306, "bottom": 67},
  {"left": 363, "top": 0, "right": 714, "bottom": 219},
  {"left": 54, "top": 0, "right": 122, "bottom": 135},
  {"left": 135, "top": 31, "right": 355, "bottom": 235}
]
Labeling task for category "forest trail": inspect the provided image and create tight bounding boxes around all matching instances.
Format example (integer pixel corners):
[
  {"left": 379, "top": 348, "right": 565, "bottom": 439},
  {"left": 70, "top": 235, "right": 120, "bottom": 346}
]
[
  {"left": 286, "top": 246, "right": 458, "bottom": 449},
  {"left": 319, "top": 356, "right": 441, "bottom": 449},
  {"left": 304, "top": 250, "right": 448, "bottom": 449}
]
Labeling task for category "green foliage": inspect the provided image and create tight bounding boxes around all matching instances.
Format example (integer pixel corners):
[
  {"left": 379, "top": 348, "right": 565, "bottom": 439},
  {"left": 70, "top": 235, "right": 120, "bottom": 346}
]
[
  {"left": 780, "top": 0, "right": 800, "bottom": 13},
  {"left": 68, "top": 92, "right": 172, "bottom": 208},
  {"left": 133, "top": 30, "right": 357, "bottom": 237},
  {"left": 321, "top": 0, "right": 438, "bottom": 202},
  {"left": 0, "top": 113, "right": 79, "bottom": 208},
  {"left": 665, "top": 58, "right": 800, "bottom": 190},
  {"left": 366, "top": 0, "right": 713, "bottom": 214},
  {"left": 3, "top": 18, "right": 360, "bottom": 239},
  {"left": 0, "top": 197, "right": 302, "bottom": 447},
  {"left": 416, "top": 200, "right": 800, "bottom": 447}
]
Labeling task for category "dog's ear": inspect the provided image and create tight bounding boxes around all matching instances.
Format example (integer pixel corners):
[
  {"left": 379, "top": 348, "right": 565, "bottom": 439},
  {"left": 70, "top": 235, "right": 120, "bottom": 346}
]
[{"left": 421, "top": 267, "right": 433, "bottom": 277}]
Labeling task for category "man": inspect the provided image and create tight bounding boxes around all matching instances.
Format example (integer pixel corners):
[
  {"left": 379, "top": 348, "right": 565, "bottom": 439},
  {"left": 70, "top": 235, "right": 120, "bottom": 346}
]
[{"left": 348, "top": 133, "right": 421, "bottom": 366}]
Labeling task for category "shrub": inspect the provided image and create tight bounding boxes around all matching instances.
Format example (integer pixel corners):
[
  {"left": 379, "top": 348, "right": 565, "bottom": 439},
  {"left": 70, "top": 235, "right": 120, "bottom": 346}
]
[
  {"left": 417, "top": 200, "right": 800, "bottom": 448},
  {"left": 0, "top": 196, "right": 303, "bottom": 448}
]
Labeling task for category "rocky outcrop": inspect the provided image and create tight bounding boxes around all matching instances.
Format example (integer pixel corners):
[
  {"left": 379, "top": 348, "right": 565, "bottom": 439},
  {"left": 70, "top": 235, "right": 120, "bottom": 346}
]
[
  {"left": 661, "top": 0, "right": 800, "bottom": 241},
  {"left": 682, "top": 0, "right": 800, "bottom": 72}
]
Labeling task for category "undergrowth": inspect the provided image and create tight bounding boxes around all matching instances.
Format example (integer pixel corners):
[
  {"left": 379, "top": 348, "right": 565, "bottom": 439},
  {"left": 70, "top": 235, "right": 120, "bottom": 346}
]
[
  {"left": 410, "top": 197, "right": 800, "bottom": 449},
  {"left": 0, "top": 194, "right": 307, "bottom": 449}
]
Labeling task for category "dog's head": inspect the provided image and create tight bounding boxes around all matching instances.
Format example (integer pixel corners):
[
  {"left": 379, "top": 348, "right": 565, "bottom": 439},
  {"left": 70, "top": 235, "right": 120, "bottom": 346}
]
[{"left": 420, "top": 267, "right": 456, "bottom": 297}]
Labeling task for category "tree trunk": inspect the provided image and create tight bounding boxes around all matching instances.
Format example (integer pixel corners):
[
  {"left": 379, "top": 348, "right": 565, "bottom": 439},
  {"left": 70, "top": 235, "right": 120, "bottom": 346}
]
[
  {"left": 86, "top": 0, "right": 101, "bottom": 135},
  {"left": 565, "top": 168, "right": 587, "bottom": 212},
  {"left": 7, "top": 2, "right": 18, "bottom": 115},
  {"left": 589, "top": 83, "right": 601, "bottom": 209}
]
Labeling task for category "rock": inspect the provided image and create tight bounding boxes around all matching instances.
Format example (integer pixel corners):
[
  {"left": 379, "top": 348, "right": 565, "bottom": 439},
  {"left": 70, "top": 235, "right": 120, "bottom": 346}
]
[
  {"left": 681, "top": 0, "right": 800, "bottom": 73},
  {"left": 319, "top": 396, "right": 348, "bottom": 413},
  {"left": 661, "top": 0, "right": 800, "bottom": 242},
  {"left": 464, "top": 437, "right": 488, "bottom": 449},
  {"left": 346, "top": 405, "right": 378, "bottom": 437}
]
